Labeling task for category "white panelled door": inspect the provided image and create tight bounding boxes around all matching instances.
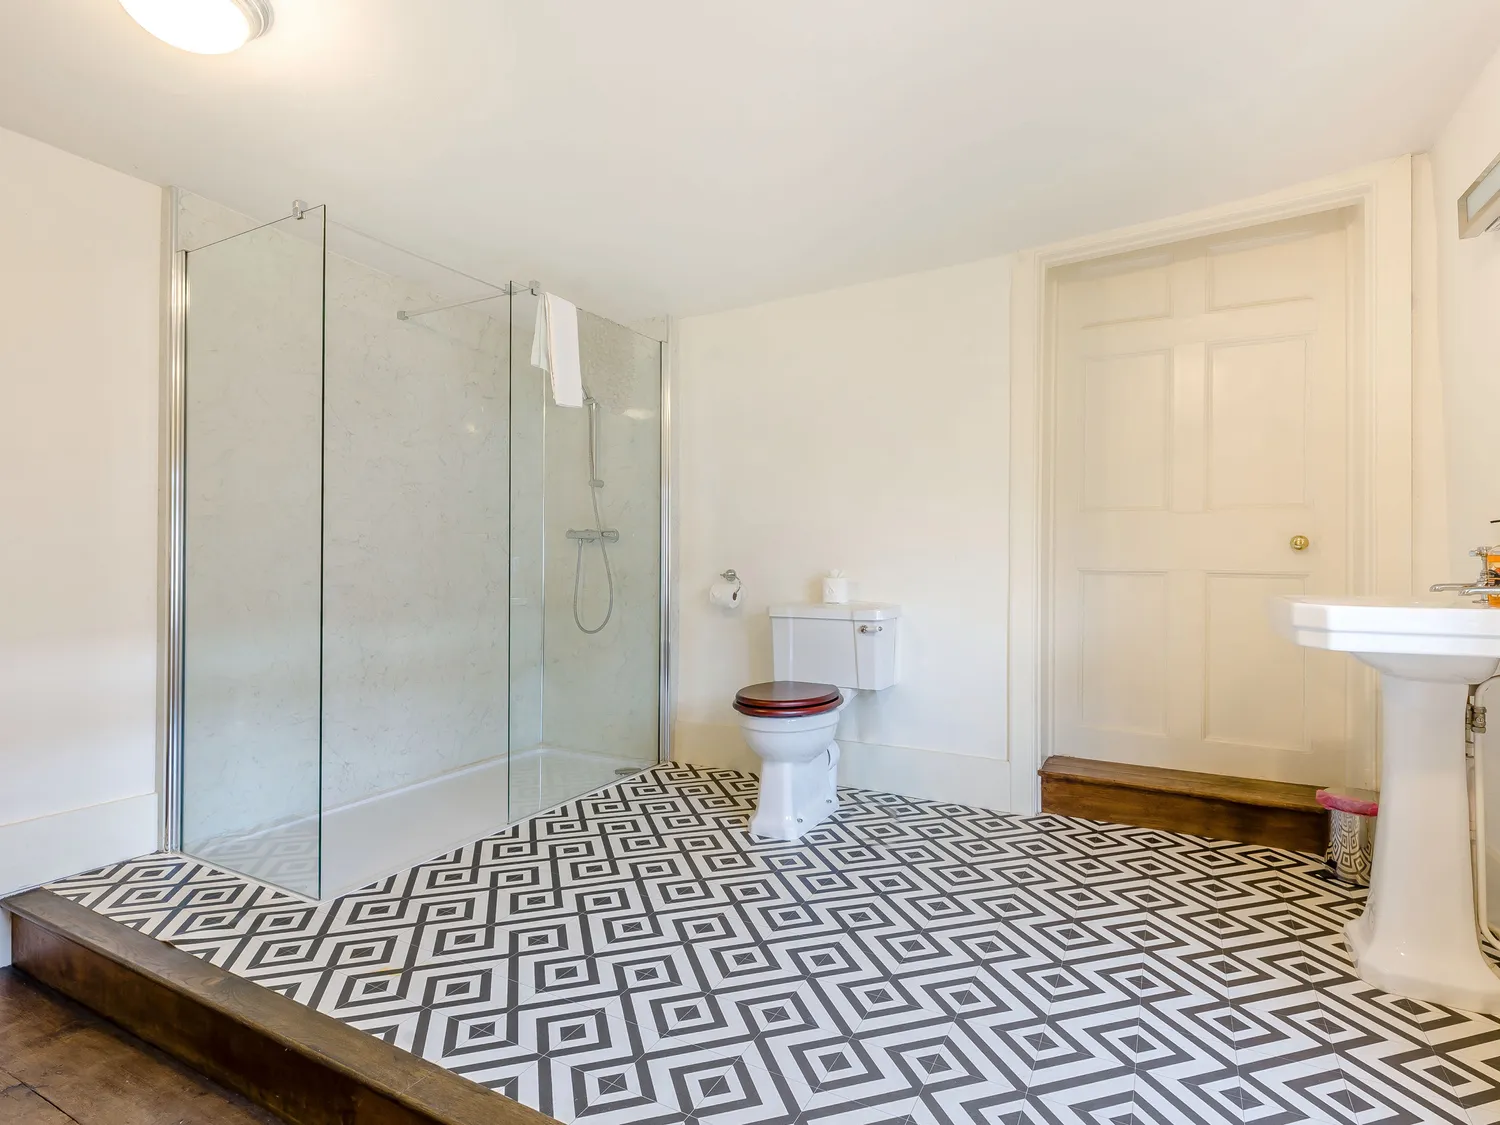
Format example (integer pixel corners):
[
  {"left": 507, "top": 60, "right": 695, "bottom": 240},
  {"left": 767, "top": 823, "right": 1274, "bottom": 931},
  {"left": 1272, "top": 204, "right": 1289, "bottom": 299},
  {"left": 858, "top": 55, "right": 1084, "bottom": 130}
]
[{"left": 1052, "top": 213, "right": 1351, "bottom": 785}]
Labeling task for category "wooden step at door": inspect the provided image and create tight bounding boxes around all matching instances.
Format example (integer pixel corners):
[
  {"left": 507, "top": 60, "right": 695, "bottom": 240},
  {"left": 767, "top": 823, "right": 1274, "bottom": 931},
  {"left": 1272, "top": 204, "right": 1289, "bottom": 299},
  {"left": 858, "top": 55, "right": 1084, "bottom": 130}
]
[{"left": 1038, "top": 755, "right": 1328, "bottom": 854}]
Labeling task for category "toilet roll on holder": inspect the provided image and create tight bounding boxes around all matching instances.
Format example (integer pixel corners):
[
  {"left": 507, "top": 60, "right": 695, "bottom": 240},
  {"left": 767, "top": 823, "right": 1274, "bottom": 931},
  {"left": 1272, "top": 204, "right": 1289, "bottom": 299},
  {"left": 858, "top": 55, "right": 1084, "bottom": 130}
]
[{"left": 709, "top": 569, "right": 744, "bottom": 609}]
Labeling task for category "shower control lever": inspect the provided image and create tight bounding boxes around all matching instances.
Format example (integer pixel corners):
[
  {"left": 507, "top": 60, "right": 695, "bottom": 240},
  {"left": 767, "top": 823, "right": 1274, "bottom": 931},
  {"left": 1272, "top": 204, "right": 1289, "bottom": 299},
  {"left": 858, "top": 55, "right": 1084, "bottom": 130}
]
[{"left": 567, "top": 528, "right": 619, "bottom": 543}]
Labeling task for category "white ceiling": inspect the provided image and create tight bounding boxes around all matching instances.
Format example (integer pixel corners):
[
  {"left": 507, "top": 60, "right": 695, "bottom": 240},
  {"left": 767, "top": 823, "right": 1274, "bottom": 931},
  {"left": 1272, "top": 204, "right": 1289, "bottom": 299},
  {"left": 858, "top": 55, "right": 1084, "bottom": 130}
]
[{"left": 3, "top": 1, "right": 1499, "bottom": 321}]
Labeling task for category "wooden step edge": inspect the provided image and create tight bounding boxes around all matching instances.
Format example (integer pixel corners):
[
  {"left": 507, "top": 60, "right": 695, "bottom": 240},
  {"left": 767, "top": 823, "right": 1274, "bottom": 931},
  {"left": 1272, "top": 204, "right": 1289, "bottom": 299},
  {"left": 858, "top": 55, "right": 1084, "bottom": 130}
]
[
  {"left": 4, "top": 888, "right": 554, "bottom": 1125},
  {"left": 1038, "top": 758, "right": 1328, "bottom": 853},
  {"left": 1038, "top": 755, "right": 1324, "bottom": 813}
]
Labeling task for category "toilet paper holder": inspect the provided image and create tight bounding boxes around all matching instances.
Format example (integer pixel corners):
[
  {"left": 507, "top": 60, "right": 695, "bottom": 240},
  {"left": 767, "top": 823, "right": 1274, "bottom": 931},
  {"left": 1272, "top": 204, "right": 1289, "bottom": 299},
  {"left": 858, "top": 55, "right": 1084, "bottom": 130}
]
[{"left": 709, "top": 569, "right": 744, "bottom": 610}]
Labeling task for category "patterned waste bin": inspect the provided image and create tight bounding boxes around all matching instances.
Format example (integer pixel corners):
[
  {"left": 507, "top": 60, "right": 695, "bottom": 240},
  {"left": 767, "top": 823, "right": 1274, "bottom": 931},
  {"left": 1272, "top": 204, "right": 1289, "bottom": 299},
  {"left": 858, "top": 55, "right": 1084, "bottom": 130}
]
[{"left": 1315, "top": 787, "right": 1378, "bottom": 886}]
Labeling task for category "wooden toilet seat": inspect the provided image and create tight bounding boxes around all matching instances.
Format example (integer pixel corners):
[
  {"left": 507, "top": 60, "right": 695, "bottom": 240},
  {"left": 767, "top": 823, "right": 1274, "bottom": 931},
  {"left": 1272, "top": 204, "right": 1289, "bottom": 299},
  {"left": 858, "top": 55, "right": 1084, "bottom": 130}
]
[{"left": 733, "top": 680, "right": 842, "bottom": 718}]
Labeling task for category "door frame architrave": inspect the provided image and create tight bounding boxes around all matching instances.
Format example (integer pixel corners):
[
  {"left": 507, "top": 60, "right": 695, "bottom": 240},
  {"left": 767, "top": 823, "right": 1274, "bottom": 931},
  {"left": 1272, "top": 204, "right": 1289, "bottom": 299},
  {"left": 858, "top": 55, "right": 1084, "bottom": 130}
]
[{"left": 1006, "top": 156, "right": 1414, "bottom": 814}]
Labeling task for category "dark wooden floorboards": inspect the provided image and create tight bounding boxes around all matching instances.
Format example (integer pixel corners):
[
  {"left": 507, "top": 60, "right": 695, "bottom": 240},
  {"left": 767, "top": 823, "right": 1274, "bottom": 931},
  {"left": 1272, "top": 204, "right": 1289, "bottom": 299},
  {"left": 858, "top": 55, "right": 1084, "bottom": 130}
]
[{"left": 0, "top": 966, "right": 282, "bottom": 1125}]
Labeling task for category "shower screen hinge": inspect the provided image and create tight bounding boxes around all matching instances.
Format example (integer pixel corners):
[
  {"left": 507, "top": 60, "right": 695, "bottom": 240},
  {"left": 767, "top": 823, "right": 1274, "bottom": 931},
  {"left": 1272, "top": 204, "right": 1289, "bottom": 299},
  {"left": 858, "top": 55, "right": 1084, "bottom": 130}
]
[{"left": 1470, "top": 700, "right": 1488, "bottom": 735}]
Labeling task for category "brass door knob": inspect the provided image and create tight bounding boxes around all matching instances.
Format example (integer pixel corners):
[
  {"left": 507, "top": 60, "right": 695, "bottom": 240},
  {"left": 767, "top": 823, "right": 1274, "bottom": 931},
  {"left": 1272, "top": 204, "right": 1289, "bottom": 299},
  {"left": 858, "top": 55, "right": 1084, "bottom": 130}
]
[{"left": 1290, "top": 535, "right": 1310, "bottom": 551}]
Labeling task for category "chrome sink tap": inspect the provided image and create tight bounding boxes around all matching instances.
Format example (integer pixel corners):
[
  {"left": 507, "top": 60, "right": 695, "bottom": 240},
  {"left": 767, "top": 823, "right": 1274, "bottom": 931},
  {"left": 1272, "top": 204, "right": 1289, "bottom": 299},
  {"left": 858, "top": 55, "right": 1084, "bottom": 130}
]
[{"left": 1431, "top": 539, "right": 1500, "bottom": 600}]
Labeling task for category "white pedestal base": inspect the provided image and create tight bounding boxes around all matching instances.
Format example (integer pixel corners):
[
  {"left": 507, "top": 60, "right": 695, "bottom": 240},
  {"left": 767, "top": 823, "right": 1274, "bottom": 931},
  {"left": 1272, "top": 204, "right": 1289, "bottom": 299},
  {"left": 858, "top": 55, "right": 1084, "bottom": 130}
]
[
  {"left": 749, "top": 741, "right": 840, "bottom": 842},
  {"left": 1351, "top": 674, "right": 1500, "bottom": 1014}
]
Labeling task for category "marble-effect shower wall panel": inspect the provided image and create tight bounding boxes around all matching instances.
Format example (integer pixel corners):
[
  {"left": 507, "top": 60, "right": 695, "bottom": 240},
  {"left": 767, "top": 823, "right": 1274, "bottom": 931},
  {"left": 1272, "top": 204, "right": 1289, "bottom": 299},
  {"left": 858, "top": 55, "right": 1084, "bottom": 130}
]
[{"left": 321, "top": 258, "right": 509, "bottom": 809}]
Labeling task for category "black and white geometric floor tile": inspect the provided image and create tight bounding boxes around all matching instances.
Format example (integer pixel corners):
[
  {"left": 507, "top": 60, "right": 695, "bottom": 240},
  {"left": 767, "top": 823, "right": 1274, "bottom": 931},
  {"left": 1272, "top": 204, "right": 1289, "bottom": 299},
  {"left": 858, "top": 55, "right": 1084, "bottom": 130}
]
[{"left": 49, "top": 763, "right": 1500, "bottom": 1125}]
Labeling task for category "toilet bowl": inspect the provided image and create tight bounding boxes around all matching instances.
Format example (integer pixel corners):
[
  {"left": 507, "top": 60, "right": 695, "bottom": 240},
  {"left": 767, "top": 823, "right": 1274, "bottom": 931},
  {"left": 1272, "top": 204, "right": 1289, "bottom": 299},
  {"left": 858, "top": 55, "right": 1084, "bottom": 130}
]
[
  {"left": 734, "top": 681, "right": 847, "bottom": 840},
  {"left": 733, "top": 602, "right": 902, "bottom": 842}
]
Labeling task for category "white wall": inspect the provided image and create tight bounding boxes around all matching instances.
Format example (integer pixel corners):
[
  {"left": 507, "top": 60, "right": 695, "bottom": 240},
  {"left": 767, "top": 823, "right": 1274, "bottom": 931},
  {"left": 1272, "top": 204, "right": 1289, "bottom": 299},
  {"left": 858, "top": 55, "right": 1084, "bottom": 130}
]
[
  {"left": 1411, "top": 153, "right": 1452, "bottom": 594},
  {"left": 673, "top": 257, "right": 1013, "bottom": 808},
  {"left": 1432, "top": 45, "right": 1500, "bottom": 574},
  {"left": 0, "top": 125, "right": 162, "bottom": 948}
]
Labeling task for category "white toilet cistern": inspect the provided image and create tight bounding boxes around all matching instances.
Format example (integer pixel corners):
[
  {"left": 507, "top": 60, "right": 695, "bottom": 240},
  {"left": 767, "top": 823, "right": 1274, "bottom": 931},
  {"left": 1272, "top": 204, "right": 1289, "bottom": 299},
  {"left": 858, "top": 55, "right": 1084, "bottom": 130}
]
[{"left": 729, "top": 572, "right": 900, "bottom": 842}]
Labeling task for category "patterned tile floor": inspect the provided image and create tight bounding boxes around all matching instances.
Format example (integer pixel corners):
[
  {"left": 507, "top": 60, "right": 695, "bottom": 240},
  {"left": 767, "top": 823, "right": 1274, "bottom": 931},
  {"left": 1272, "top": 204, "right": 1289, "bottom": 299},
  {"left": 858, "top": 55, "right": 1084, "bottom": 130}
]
[{"left": 48, "top": 764, "right": 1500, "bottom": 1125}]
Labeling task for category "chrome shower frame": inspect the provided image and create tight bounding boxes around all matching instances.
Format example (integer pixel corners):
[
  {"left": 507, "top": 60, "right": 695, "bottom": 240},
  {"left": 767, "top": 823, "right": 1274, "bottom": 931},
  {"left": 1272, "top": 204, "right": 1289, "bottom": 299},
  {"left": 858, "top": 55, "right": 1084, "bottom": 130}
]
[
  {"left": 657, "top": 335, "right": 673, "bottom": 767},
  {"left": 160, "top": 189, "right": 186, "bottom": 850}
]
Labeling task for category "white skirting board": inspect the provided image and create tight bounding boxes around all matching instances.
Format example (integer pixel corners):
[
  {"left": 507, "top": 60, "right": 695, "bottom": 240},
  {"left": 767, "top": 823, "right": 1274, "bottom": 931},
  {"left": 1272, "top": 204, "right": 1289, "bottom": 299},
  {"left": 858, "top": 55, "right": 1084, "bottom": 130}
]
[
  {"left": 0, "top": 791, "right": 158, "bottom": 966},
  {"left": 671, "top": 721, "right": 1013, "bottom": 812}
]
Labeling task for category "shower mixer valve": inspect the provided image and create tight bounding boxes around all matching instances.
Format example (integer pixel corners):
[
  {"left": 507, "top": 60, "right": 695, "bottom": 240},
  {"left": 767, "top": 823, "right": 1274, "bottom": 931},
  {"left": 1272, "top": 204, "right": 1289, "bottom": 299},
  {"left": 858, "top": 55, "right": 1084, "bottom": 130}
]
[{"left": 567, "top": 528, "right": 619, "bottom": 543}]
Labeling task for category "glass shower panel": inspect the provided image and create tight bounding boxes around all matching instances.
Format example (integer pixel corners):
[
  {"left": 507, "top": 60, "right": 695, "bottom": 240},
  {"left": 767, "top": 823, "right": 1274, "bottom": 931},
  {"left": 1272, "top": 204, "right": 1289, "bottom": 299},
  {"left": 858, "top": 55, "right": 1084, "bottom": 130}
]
[
  {"left": 317, "top": 224, "right": 511, "bottom": 897},
  {"left": 180, "top": 208, "right": 326, "bottom": 898},
  {"left": 509, "top": 294, "right": 662, "bottom": 819}
]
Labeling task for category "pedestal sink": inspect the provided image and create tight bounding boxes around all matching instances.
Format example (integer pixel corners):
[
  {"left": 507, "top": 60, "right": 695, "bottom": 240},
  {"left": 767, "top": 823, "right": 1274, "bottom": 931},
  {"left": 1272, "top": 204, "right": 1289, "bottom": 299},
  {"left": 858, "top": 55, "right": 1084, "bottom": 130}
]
[{"left": 1272, "top": 596, "right": 1500, "bottom": 1013}]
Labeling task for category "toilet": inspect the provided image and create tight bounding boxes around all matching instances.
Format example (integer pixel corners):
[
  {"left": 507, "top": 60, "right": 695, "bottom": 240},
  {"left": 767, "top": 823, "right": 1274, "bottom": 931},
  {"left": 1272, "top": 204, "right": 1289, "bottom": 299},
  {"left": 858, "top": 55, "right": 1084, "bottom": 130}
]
[{"left": 735, "top": 602, "right": 900, "bottom": 840}]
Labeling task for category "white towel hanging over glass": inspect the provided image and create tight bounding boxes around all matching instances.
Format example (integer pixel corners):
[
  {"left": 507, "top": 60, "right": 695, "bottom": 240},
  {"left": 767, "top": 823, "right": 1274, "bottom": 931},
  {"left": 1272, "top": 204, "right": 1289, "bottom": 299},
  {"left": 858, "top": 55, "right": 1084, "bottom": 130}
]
[{"left": 530, "top": 292, "right": 584, "bottom": 407}]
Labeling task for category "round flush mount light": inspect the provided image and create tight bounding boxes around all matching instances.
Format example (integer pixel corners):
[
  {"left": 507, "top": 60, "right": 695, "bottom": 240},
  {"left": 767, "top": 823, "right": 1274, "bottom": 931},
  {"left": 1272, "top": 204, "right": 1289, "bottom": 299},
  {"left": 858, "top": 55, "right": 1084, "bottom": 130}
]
[{"left": 118, "top": 0, "right": 273, "bottom": 55}]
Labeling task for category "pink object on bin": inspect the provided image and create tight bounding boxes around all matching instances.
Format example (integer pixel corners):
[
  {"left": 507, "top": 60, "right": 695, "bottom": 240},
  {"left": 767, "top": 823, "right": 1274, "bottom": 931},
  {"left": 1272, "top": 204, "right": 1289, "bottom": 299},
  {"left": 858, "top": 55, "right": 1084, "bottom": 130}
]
[{"left": 1315, "top": 787, "right": 1379, "bottom": 817}]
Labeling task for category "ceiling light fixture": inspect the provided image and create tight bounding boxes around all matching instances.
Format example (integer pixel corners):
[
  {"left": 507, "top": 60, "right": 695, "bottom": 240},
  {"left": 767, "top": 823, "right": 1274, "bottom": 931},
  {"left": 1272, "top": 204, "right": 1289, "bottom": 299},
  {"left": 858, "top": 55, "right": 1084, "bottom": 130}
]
[{"left": 118, "top": 0, "right": 273, "bottom": 55}]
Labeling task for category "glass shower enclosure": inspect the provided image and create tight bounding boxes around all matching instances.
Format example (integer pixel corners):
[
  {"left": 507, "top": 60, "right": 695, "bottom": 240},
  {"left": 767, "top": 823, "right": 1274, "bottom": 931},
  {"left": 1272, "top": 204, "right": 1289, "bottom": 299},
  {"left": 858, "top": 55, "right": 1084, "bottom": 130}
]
[{"left": 170, "top": 192, "right": 665, "bottom": 899}]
